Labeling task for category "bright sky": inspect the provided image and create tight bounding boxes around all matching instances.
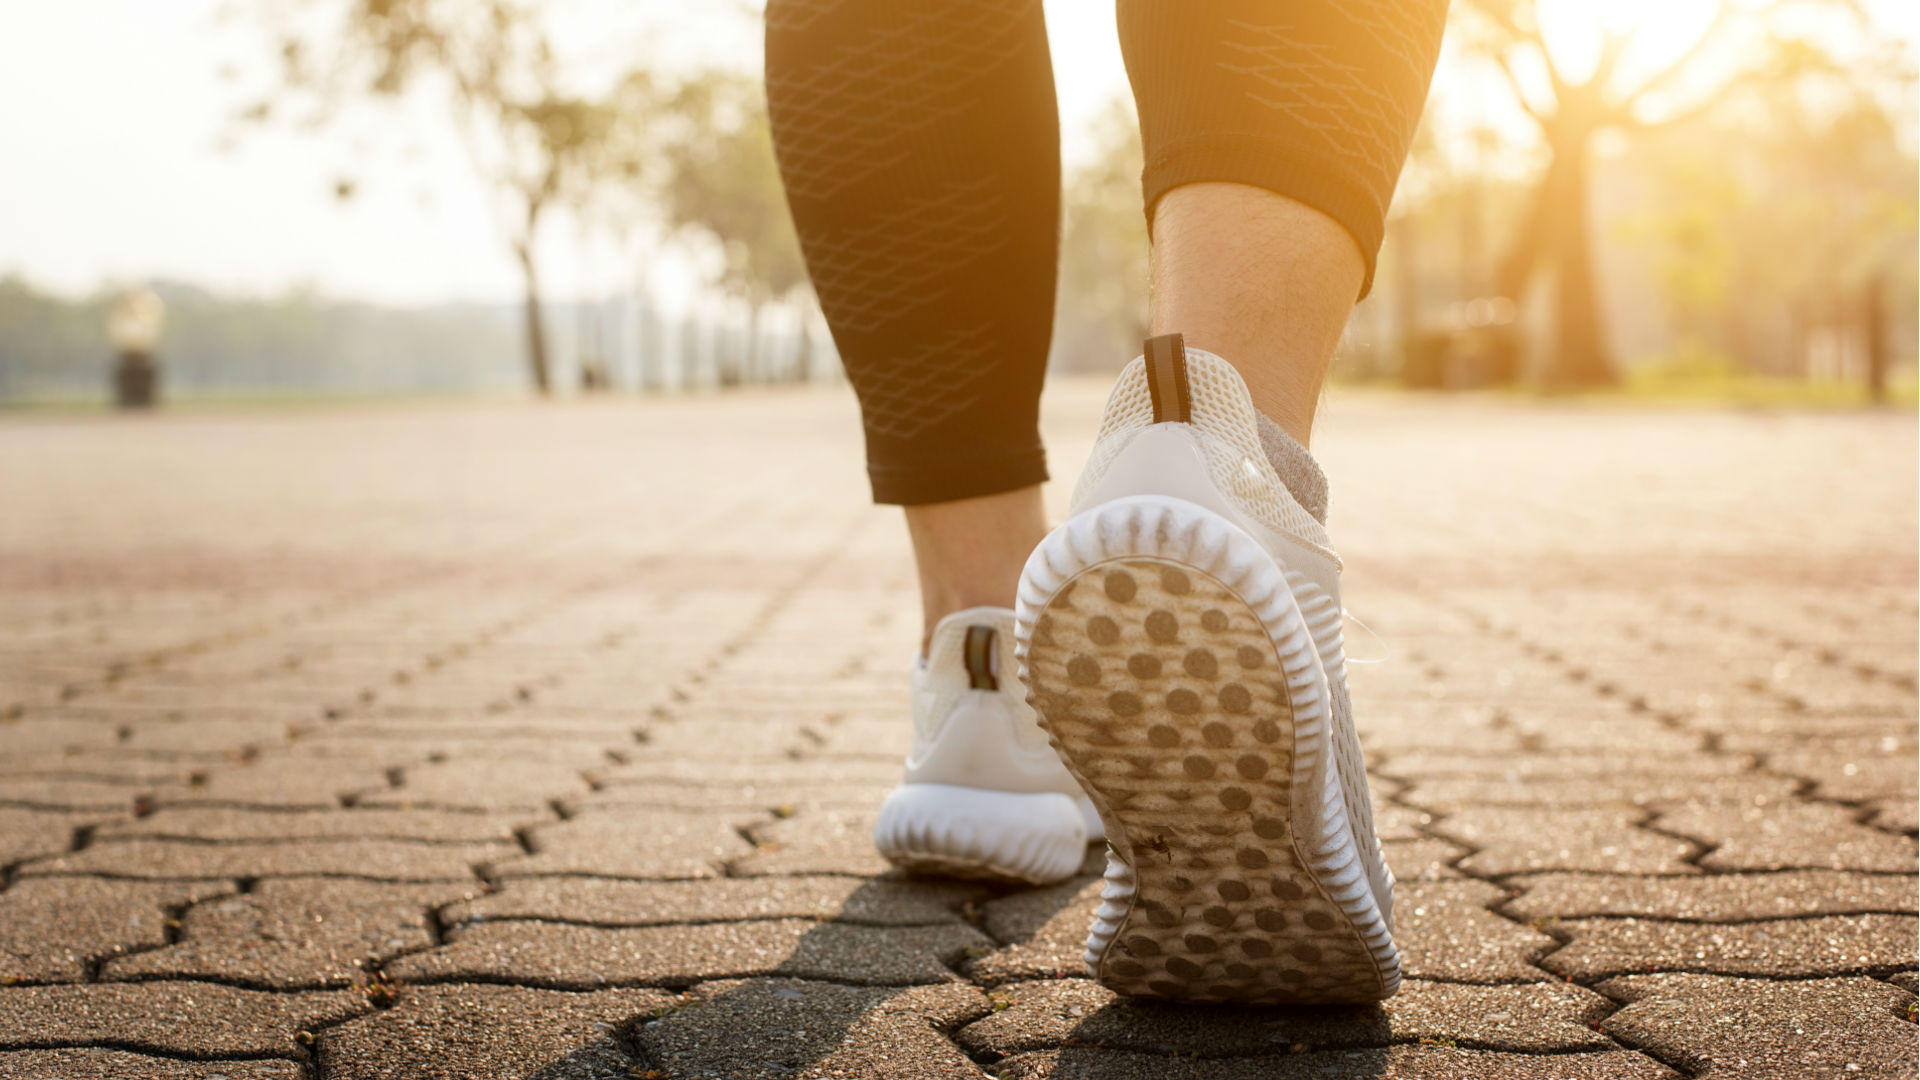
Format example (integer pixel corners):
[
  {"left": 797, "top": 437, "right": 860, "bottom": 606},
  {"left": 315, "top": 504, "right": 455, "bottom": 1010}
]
[
  {"left": 0, "top": 0, "right": 1910, "bottom": 307},
  {"left": 0, "top": 0, "right": 1131, "bottom": 307}
]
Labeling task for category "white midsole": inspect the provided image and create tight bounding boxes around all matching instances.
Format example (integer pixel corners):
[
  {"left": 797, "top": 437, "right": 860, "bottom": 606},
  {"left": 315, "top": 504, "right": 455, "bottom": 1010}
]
[{"left": 872, "top": 782, "right": 1096, "bottom": 886}]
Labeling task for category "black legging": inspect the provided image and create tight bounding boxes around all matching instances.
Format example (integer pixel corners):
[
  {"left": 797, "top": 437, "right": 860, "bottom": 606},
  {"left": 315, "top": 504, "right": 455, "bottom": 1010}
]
[{"left": 766, "top": 0, "right": 1449, "bottom": 505}]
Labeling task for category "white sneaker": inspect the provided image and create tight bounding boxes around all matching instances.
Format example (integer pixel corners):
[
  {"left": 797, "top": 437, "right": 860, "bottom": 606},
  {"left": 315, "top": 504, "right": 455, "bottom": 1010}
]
[
  {"left": 872, "top": 606, "right": 1101, "bottom": 885},
  {"left": 1014, "top": 335, "right": 1399, "bottom": 1004}
]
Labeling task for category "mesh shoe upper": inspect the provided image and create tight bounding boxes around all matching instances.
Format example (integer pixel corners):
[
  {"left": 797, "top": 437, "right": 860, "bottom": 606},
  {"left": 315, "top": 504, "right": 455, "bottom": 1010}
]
[{"left": 905, "top": 606, "right": 1087, "bottom": 795}]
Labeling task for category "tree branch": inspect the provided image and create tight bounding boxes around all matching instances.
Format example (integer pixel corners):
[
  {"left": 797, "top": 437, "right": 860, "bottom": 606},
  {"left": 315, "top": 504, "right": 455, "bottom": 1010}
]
[
  {"left": 1492, "top": 49, "right": 1548, "bottom": 125},
  {"left": 1613, "top": 1, "right": 1738, "bottom": 110}
]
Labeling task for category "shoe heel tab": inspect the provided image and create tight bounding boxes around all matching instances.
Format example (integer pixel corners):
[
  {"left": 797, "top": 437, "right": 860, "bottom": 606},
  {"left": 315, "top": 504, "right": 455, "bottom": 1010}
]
[{"left": 1143, "top": 333, "right": 1191, "bottom": 424}]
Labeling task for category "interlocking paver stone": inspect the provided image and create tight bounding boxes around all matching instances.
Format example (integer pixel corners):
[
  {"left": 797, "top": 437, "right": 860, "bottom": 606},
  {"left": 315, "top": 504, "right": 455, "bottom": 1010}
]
[
  {"left": 635, "top": 979, "right": 989, "bottom": 1079},
  {"left": 1600, "top": 973, "right": 1918, "bottom": 1079},
  {"left": 317, "top": 984, "right": 671, "bottom": 1080},
  {"left": 1544, "top": 914, "right": 1918, "bottom": 980},
  {"left": 735, "top": 808, "right": 899, "bottom": 876},
  {"left": 96, "top": 807, "right": 535, "bottom": 843},
  {"left": 1654, "top": 798, "right": 1919, "bottom": 871},
  {"left": 1506, "top": 870, "right": 1919, "bottom": 921},
  {"left": 0, "top": 1049, "right": 304, "bottom": 1079},
  {"left": 0, "top": 777, "right": 169, "bottom": 812},
  {"left": 1396, "top": 881, "right": 1558, "bottom": 981},
  {"left": 386, "top": 919, "right": 990, "bottom": 988},
  {"left": 989, "top": 1046, "right": 1677, "bottom": 1078},
  {"left": 1436, "top": 807, "right": 1700, "bottom": 875},
  {"left": 160, "top": 758, "right": 396, "bottom": 809},
  {"left": 1381, "top": 836, "right": 1469, "bottom": 880},
  {"left": 1401, "top": 773, "right": 1801, "bottom": 811},
  {"left": 954, "top": 977, "right": 1614, "bottom": 1057},
  {"left": 0, "top": 877, "right": 233, "bottom": 982},
  {"left": 967, "top": 877, "right": 1102, "bottom": 985},
  {"left": 448, "top": 874, "right": 976, "bottom": 927},
  {"left": 102, "top": 878, "right": 472, "bottom": 988},
  {"left": 0, "top": 809, "right": 103, "bottom": 866},
  {"left": 488, "top": 810, "right": 753, "bottom": 878},
  {"left": 0, "top": 981, "right": 362, "bottom": 1057},
  {"left": 17, "top": 838, "right": 508, "bottom": 881},
  {"left": 364, "top": 759, "right": 591, "bottom": 811}
]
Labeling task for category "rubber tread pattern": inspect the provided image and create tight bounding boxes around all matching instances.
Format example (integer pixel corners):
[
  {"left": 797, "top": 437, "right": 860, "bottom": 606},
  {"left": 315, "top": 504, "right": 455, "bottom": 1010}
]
[{"left": 1016, "top": 496, "right": 1398, "bottom": 1003}]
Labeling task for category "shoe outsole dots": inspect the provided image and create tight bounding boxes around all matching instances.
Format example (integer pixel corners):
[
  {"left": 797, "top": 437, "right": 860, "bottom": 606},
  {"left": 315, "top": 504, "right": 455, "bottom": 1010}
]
[{"left": 1016, "top": 496, "right": 1399, "bottom": 1005}]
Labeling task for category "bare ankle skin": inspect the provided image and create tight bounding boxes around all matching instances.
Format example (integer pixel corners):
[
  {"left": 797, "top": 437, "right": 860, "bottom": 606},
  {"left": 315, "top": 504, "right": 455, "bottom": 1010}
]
[
  {"left": 903, "top": 484, "right": 1049, "bottom": 653},
  {"left": 1150, "top": 182, "right": 1365, "bottom": 448}
]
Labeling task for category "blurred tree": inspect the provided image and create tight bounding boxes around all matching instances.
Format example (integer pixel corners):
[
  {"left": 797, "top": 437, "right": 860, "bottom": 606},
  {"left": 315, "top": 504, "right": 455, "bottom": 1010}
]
[
  {"left": 1055, "top": 98, "right": 1150, "bottom": 373},
  {"left": 1622, "top": 86, "right": 1916, "bottom": 383},
  {"left": 237, "top": 0, "right": 653, "bottom": 394},
  {"left": 1459, "top": 0, "right": 1861, "bottom": 387},
  {"left": 652, "top": 69, "right": 808, "bottom": 386}
]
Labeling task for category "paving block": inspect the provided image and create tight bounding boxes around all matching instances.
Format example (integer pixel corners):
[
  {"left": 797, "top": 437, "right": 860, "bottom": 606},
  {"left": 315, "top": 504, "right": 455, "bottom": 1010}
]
[
  {"left": 102, "top": 878, "right": 473, "bottom": 989},
  {"left": 0, "top": 877, "right": 233, "bottom": 982},
  {"left": 18, "top": 838, "right": 507, "bottom": 881},
  {"left": 635, "top": 979, "right": 988, "bottom": 1079},
  {"left": 954, "top": 977, "right": 1614, "bottom": 1058},
  {"left": 967, "top": 877, "right": 1103, "bottom": 985},
  {"left": 158, "top": 758, "right": 396, "bottom": 810},
  {"left": 1401, "top": 773, "right": 1799, "bottom": 812},
  {"left": 386, "top": 918, "right": 989, "bottom": 988},
  {"left": 1544, "top": 914, "right": 1918, "bottom": 980},
  {"left": 1505, "top": 870, "right": 1919, "bottom": 922},
  {"left": 1654, "top": 798, "right": 1919, "bottom": 872},
  {"left": 0, "top": 778, "right": 167, "bottom": 813},
  {"left": 362, "top": 759, "right": 591, "bottom": 812},
  {"left": 0, "top": 1049, "right": 304, "bottom": 1079},
  {"left": 987, "top": 1046, "right": 1676, "bottom": 1078},
  {"left": 448, "top": 875, "right": 976, "bottom": 928},
  {"left": 1395, "top": 881, "right": 1557, "bottom": 982},
  {"left": 96, "top": 806, "right": 536, "bottom": 844},
  {"left": 735, "top": 808, "right": 896, "bottom": 877},
  {"left": 0, "top": 981, "right": 362, "bottom": 1057},
  {"left": 0, "top": 809, "right": 106, "bottom": 866},
  {"left": 317, "top": 983, "right": 670, "bottom": 1080},
  {"left": 489, "top": 810, "right": 752, "bottom": 879},
  {"left": 1600, "top": 973, "right": 1918, "bottom": 1079},
  {"left": 1436, "top": 808, "right": 1699, "bottom": 875}
]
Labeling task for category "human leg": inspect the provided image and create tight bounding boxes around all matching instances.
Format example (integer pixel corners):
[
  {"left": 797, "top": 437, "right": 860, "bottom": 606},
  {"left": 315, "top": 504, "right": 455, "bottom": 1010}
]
[
  {"left": 765, "top": 0, "right": 1060, "bottom": 644},
  {"left": 1014, "top": 0, "right": 1449, "bottom": 1003},
  {"left": 766, "top": 0, "right": 1096, "bottom": 884},
  {"left": 1122, "top": 0, "right": 1448, "bottom": 446}
]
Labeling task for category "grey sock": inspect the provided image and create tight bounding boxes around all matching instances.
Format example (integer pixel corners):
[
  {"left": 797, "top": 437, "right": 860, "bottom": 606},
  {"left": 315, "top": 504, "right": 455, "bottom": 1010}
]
[{"left": 1254, "top": 412, "right": 1329, "bottom": 525}]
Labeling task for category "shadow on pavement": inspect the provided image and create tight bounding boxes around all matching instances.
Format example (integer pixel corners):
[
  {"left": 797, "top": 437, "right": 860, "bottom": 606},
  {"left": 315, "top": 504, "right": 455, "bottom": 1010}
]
[{"left": 624, "top": 872, "right": 1084, "bottom": 1076}]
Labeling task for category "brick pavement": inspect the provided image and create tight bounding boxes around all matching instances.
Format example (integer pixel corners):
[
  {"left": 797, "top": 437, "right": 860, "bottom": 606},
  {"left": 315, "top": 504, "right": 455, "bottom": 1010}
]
[{"left": 0, "top": 388, "right": 1914, "bottom": 1079}]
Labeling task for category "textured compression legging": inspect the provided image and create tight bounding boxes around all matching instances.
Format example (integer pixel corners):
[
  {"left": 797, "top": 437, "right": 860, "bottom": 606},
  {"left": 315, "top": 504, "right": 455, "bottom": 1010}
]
[{"left": 766, "top": 0, "right": 1449, "bottom": 505}]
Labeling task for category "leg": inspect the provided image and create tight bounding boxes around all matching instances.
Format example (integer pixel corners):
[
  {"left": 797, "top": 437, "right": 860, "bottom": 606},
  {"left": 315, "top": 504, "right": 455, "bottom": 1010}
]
[
  {"left": 904, "top": 487, "right": 1048, "bottom": 645},
  {"left": 1122, "top": 0, "right": 1449, "bottom": 446},
  {"left": 769, "top": 0, "right": 1097, "bottom": 887},
  {"left": 765, "top": 0, "right": 1059, "bottom": 648},
  {"left": 1012, "top": 0, "right": 1449, "bottom": 1004},
  {"left": 1151, "top": 185, "right": 1362, "bottom": 447}
]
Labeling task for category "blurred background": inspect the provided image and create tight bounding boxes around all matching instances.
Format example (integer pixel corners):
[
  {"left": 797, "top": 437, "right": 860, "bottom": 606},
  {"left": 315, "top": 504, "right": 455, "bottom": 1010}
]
[{"left": 1, "top": 0, "right": 1914, "bottom": 406}]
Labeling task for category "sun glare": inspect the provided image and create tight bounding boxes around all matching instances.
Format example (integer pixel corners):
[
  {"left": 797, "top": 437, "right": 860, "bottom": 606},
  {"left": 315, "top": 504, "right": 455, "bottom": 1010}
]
[{"left": 1535, "top": 0, "right": 1725, "bottom": 86}]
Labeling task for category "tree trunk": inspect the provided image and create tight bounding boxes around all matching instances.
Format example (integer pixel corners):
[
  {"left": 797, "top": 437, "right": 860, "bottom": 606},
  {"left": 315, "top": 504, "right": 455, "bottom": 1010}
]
[
  {"left": 1546, "top": 136, "right": 1613, "bottom": 388},
  {"left": 515, "top": 242, "right": 552, "bottom": 396},
  {"left": 790, "top": 318, "right": 812, "bottom": 384},
  {"left": 1492, "top": 120, "right": 1615, "bottom": 389},
  {"left": 742, "top": 304, "right": 763, "bottom": 385}
]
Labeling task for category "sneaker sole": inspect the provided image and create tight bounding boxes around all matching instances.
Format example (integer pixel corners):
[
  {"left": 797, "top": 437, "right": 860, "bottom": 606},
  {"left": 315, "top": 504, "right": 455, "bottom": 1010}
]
[
  {"left": 1015, "top": 495, "right": 1399, "bottom": 1004},
  {"left": 873, "top": 783, "right": 1095, "bottom": 886}
]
